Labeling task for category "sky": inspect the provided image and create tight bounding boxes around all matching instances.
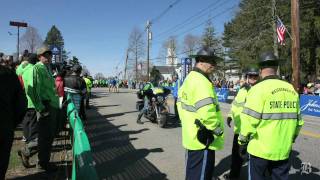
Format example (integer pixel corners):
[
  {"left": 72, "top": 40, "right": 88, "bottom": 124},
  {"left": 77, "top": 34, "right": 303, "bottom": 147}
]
[{"left": 0, "top": 0, "right": 240, "bottom": 77}]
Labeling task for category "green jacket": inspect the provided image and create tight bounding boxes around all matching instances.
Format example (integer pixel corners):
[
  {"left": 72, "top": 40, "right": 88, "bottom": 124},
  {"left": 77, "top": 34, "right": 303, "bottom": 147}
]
[
  {"left": 239, "top": 76, "right": 304, "bottom": 161},
  {"left": 32, "top": 62, "right": 59, "bottom": 111},
  {"left": 177, "top": 70, "right": 224, "bottom": 151},
  {"left": 228, "top": 85, "right": 250, "bottom": 134},
  {"left": 16, "top": 62, "right": 35, "bottom": 109}
]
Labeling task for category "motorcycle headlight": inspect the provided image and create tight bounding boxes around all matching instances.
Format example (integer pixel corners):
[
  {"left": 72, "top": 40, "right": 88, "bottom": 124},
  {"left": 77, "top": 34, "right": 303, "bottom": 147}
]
[{"left": 157, "top": 96, "right": 164, "bottom": 103}]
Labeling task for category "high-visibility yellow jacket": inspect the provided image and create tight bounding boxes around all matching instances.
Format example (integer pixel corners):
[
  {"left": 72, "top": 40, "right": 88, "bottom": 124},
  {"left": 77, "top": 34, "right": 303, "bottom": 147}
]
[
  {"left": 239, "top": 75, "right": 304, "bottom": 161},
  {"left": 84, "top": 77, "right": 92, "bottom": 93},
  {"left": 177, "top": 69, "right": 224, "bottom": 150},
  {"left": 228, "top": 85, "right": 251, "bottom": 134}
]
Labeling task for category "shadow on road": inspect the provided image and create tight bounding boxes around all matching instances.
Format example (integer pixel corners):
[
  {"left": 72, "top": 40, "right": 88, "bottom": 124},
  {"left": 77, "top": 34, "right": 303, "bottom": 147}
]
[
  {"left": 84, "top": 107, "right": 167, "bottom": 180},
  {"left": 288, "top": 150, "right": 320, "bottom": 180},
  {"left": 164, "top": 114, "right": 181, "bottom": 129}
]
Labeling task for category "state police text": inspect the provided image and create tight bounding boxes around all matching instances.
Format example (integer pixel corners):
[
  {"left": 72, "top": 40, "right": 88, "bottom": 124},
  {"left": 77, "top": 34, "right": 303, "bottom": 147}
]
[{"left": 270, "top": 101, "right": 297, "bottom": 109}]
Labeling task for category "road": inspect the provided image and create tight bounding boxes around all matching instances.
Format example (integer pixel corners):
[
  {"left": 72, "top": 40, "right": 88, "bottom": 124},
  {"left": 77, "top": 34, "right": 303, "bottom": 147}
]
[{"left": 84, "top": 88, "right": 320, "bottom": 180}]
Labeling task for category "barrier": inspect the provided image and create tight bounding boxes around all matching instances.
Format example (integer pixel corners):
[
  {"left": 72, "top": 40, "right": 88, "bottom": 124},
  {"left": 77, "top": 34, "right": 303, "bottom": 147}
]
[
  {"left": 300, "top": 95, "right": 320, "bottom": 117},
  {"left": 67, "top": 95, "right": 98, "bottom": 180}
]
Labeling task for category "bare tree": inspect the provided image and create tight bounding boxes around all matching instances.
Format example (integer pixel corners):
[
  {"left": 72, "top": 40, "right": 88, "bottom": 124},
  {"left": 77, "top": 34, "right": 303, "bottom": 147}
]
[
  {"left": 94, "top": 73, "right": 105, "bottom": 80},
  {"left": 160, "top": 36, "right": 178, "bottom": 66},
  {"left": 183, "top": 34, "right": 200, "bottom": 56},
  {"left": 128, "top": 27, "right": 145, "bottom": 81},
  {"left": 20, "top": 26, "right": 43, "bottom": 53},
  {"left": 82, "top": 65, "right": 91, "bottom": 76}
]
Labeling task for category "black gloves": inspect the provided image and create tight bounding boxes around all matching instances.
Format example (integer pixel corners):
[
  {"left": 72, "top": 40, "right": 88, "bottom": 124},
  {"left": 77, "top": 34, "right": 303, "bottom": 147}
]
[
  {"left": 227, "top": 117, "right": 232, "bottom": 127},
  {"left": 195, "top": 119, "right": 214, "bottom": 148},
  {"left": 239, "top": 144, "right": 248, "bottom": 160}
]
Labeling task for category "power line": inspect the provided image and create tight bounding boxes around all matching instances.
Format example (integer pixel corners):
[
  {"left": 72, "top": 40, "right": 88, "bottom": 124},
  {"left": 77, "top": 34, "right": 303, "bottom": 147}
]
[
  {"left": 152, "top": 4, "right": 238, "bottom": 45},
  {"left": 151, "top": 0, "right": 182, "bottom": 24},
  {"left": 154, "top": 0, "right": 225, "bottom": 39}
]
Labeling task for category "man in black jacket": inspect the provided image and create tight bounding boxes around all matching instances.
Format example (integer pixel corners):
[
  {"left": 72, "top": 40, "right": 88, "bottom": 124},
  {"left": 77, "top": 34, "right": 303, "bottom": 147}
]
[
  {"left": 64, "top": 64, "right": 87, "bottom": 120},
  {"left": 0, "top": 65, "right": 27, "bottom": 180}
]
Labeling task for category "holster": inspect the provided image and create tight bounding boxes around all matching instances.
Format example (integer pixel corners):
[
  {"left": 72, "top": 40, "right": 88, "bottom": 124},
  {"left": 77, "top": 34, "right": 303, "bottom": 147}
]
[{"left": 195, "top": 119, "right": 214, "bottom": 149}]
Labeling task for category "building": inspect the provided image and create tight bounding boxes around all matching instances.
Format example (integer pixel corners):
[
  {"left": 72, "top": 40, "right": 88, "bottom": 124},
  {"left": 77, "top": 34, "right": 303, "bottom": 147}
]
[{"left": 153, "top": 66, "right": 177, "bottom": 80}]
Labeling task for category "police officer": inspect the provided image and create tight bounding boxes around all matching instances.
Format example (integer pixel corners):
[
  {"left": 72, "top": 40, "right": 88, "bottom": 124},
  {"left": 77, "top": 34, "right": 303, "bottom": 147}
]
[
  {"left": 224, "top": 67, "right": 259, "bottom": 180},
  {"left": 177, "top": 47, "right": 224, "bottom": 180},
  {"left": 83, "top": 74, "right": 93, "bottom": 109},
  {"left": 238, "top": 52, "right": 304, "bottom": 180},
  {"left": 136, "top": 79, "right": 159, "bottom": 124}
]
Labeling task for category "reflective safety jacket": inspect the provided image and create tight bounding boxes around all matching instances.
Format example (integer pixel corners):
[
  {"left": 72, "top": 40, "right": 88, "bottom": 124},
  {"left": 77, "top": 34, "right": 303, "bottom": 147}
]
[
  {"left": 84, "top": 77, "right": 92, "bottom": 93},
  {"left": 177, "top": 69, "right": 224, "bottom": 150},
  {"left": 239, "top": 75, "right": 304, "bottom": 161},
  {"left": 228, "top": 85, "right": 250, "bottom": 134}
]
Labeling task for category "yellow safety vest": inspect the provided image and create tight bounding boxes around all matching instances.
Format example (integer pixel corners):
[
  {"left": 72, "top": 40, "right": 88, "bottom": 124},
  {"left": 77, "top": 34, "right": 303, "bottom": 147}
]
[
  {"left": 239, "top": 76, "right": 304, "bottom": 161},
  {"left": 177, "top": 70, "right": 224, "bottom": 150},
  {"left": 228, "top": 85, "right": 250, "bottom": 134}
]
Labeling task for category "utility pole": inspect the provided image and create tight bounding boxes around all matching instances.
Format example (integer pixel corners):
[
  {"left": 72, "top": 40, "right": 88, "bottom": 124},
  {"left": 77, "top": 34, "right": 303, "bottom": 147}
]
[
  {"left": 291, "top": 0, "right": 300, "bottom": 91},
  {"left": 146, "top": 20, "right": 152, "bottom": 81},
  {"left": 272, "top": 0, "right": 279, "bottom": 58},
  {"left": 124, "top": 49, "right": 129, "bottom": 80},
  {"left": 9, "top": 21, "right": 27, "bottom": 61}
]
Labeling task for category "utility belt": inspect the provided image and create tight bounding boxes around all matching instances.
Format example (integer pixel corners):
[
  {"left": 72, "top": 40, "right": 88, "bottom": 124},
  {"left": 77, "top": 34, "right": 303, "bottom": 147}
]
[{"left": 195, "top": 119, "right": 223, "bottom": 149}]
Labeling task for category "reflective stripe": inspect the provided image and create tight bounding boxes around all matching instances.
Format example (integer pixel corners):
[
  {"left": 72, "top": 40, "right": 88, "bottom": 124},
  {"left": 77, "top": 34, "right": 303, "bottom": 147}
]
[
  {"left": 181, "top": 103, "right": 197, "bottom": 112},
  {"left": 232, "top": 101, "right": 245, "bottom": 107},
  {"left": 242, "top": 108, "right": 262, "bottom": 119},
  {"left": 200, "top": 150, "right": 208, "bottom": 180},
  {"left": 261, "top": 113, "right": 298, "bottom": 120},
  {"left": 243, "top": 107, "right": 298, "bottom": 120},
  {"left": 179, "top": 97, "right": 219, "bottom": 112},
  {"left": 213, "top": 127, "right": 223, "bottom": 136},
  {"left": 195, "top": 97, "right": 217, "bottom": 110}
]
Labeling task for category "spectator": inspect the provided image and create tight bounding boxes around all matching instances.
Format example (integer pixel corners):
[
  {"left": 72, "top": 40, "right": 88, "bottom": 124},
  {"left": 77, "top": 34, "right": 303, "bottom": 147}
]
[
  {"left": 0, "top": 64, "right": 27, "bottom": 179},
  {"left": 16, "top": 53, "right": 39, "bottom": 168},
  {"left": 314, "top": 80, "right": 320, "bottom": 95},
  {"left": 32, "top": 45, "right": 60, "bottom": 172},
  {"left": 64, "top": 64, "right": 87, "bottom": 120}
]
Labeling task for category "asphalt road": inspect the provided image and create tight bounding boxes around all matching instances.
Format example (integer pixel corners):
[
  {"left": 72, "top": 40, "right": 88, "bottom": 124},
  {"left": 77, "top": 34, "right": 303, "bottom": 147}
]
[{"left": 85, "top": 88, "right": 320, "bottom": 180}]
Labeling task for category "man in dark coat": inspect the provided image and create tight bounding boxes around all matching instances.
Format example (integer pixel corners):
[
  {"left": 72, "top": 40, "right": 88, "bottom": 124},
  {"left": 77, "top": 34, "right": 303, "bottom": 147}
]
[{"left": 0, "top": 65, "right": 27, "bottom": 180}]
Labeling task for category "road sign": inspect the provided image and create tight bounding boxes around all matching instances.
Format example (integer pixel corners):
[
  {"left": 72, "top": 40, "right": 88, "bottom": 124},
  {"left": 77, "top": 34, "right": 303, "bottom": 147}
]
[
  {"left": 9, "top": 21, "right": 27, "bottom": 27},
  {"left": 51, "top": 46, "right": 60, "bottom": 55}
]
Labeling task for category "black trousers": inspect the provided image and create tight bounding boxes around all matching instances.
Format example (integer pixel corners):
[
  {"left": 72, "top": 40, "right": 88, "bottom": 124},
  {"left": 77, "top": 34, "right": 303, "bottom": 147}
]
[
  {"left": 229, "top": 133, "right": 244, "bottom": 178},
  {"left": 249, "top": 154, "right": 290, "bottom": 180},
  {"left": 37, "top": 106, "right": 57, "bottom": 166},
  {"left": 174, "top": 97, "right": 179, "bottom": 120},
  {"left": 0, "top": 131, "right": 13, "bottom": 180},
  {"left": 22, "top": 109, "right": 38, "bottom": 143},
  {"left": 186, "top": 149, "right": 215, "bottom": 180}
]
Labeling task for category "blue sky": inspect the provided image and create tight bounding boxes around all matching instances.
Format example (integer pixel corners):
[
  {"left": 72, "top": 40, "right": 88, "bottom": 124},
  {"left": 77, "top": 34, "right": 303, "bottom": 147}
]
[{"left": 0, "top": 0, "right": 240, "bottom": 77}]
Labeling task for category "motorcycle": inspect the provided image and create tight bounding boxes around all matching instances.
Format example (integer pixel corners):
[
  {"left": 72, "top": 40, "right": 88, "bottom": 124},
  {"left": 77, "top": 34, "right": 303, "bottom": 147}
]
[{"left": 136, "top": 87, "right": 170, "bottom": 128}]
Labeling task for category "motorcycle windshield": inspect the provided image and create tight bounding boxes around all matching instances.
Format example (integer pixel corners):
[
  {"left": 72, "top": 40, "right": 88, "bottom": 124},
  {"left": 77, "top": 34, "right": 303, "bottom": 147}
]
[{"left": 152, "top": 87, "right": 164, "bottom": 94}]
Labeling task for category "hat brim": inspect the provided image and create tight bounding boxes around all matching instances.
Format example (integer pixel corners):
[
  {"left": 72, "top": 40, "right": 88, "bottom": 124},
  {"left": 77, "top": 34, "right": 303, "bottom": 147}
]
[{"left": 192, "top": 55, "right": 223, "bottom": 64}]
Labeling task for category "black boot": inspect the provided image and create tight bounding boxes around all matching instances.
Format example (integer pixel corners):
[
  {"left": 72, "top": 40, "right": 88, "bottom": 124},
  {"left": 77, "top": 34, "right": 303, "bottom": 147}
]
[{"left": 136, "top": 113, "right": 144, "bottom": 124}]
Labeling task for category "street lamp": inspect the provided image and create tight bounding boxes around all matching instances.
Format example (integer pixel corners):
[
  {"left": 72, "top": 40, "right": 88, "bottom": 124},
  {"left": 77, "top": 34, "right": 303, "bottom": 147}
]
[{"left": 9, "top": 21, "right": 27, "bottom": 61}]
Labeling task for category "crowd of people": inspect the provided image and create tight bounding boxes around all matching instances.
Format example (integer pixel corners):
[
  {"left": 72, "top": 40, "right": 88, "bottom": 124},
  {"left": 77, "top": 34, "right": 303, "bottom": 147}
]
[
  {"left": 0, "top": 46, "right": 93, "bottom": 179},
  {"left": 303, "top": 80, "right": 320, "bottom": 95}
]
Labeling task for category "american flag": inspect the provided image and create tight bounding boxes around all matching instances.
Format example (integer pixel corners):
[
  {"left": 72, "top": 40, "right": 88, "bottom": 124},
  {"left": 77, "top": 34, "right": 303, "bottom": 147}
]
[{"left": 277, "top": 18, "right": 286, "bottom": 45}]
